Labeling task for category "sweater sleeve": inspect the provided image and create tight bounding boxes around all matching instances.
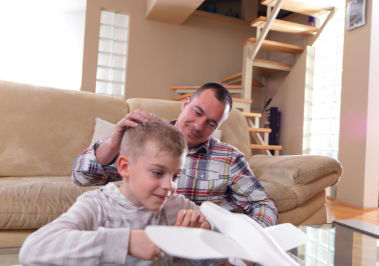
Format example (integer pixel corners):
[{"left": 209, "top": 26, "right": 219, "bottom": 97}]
[
  {"left": 19, "top": 192, "right": 130, "bottom": 266},
  {"left": 163, "top": 194, "right": 200, "bottom": 226}
]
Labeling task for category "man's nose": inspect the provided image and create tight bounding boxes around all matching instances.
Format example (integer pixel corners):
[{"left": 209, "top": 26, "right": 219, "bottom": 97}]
[{"left": 194, "top": 116, "right": 207, "bottom": 131}]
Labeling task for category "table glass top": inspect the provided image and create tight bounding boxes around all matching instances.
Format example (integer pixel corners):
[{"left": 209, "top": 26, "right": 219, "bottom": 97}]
[{"left": 290, "top": 223, "right": 379, "bottom": 265}]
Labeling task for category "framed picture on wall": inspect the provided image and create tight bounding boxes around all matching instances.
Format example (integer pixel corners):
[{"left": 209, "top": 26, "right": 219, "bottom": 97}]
[{"left": 346, "top": 0, "right": 366, "bottom": 30}]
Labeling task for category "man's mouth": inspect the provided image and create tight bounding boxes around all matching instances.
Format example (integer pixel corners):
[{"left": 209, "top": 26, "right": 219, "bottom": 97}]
[{"left": 187, "top": 127, "right": 202, "bottom": 139}]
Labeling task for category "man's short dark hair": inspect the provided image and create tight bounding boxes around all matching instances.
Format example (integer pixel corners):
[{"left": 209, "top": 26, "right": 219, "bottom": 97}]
[{"left": 190, "top": 83, "right": 232, "bottom": 112}]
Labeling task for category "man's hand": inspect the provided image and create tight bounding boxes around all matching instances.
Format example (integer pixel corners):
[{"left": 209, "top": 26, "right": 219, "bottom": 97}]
[
  {"left": 128, "top": 229, "right": 164, "bottom": 261},
  {"left": 96, "top": 110, "right": 152, "bottom": 166},
  {"left": 175, "top": 209, "right": 211, "bottom": 229}
]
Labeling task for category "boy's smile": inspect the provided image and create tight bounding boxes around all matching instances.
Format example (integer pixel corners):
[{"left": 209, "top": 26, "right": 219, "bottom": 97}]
[{"left": 118, "top": 142, "right": 184, "bottom": 211}]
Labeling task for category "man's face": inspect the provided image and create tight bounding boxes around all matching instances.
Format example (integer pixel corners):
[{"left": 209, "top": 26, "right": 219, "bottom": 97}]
[
  {"left": 118, "top": 142, "right": 183, "bottom": 211},
  {"left": 175, "top": 89, "right": 229, "bottom": 148}
]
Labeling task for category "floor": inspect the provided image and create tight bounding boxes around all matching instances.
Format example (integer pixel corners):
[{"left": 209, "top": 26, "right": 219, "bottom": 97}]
[{"left": 326, "top": 197, "right": 379, "bottom": 225}]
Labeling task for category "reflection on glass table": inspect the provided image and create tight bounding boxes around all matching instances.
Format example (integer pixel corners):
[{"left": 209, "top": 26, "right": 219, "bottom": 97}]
[{"left": 289, "top": 223, "right": 378, "bottom": 266}]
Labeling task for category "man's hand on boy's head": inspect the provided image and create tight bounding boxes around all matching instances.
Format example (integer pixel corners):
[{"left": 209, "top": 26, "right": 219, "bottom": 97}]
[
  {"left": 128, "top": 229, "right": 164, "bottom": 261},
  {"left": 95, "top": 110, "right": 152, "bottom": 166},
  {"left": 111, "top": 110, "right": 152, "bottom": 148},
  {"left": 175, "top": 209, "right": 211, "bottom": 230}
]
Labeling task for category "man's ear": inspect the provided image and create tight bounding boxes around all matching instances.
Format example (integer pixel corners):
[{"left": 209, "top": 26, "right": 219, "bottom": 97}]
[
  {"left": 117, "top": 155, "right": 130, "bottom": 178},
  {"left": 181, "top": 97, "right": 190, "bottom": 111}
]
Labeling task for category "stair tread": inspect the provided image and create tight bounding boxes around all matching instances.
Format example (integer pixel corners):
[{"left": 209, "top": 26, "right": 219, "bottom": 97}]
[
  {"left": 261, "top": 0, "right": 331, "bottom": 17},
  {"left": 248, "top": 127, "right": 272, "bottom": 133},
  {"left": 242, "top": 37, "right": 304, "bottom": 54},
  {"left": 171, "top": 93, "right": 251, "bottom": 104},
  {"left": 254, "top": 58, "right": 292, "bottom": 73},
  {"left": 250, "top": 16, "right": 316, "bottom": 35},
  {"left": 251, "top": 144, "right": 283, "bottom": 150},
  {"left": 233, "top": 98, "right": 252, "bottom": 103},
  {"left": 241, "top": 111, "right": 262, "bottom": 118},
  {"left": 171, "top": 85, "right": 242, "bottom": 90},
  {"left": 220, "top": 72, "right": 263, "bottom": 87}
]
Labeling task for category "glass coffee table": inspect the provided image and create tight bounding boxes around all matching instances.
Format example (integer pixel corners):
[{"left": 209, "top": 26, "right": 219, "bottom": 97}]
[
  {"left": 289, "top": 222, "right": 378, "bottom": 265},
  {"left": 1, "top": 222, "right": 377, "bottom": 266}
]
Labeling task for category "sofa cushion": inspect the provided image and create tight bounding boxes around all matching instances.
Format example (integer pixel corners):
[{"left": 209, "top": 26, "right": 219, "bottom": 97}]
[
  {"left": 261, "top": 171, "right": 340, "bottom": 212},
  {"left": 0, "top": 81, "right": 128, "bottom": 177},
  {"left": 91, "top": 117, "right": 116, "bottom": 145},
  {"left": 0, "top": 177, "right": 98, "bottom": 229},
  {"left": 249, "top": 155, "right": 342, "bottom": 185},
  {"left": 277, "top": 190, "right": 326, "bottom": 225},
  {"left": 259, "top": 180, "right": 297, "bottom": 212}
]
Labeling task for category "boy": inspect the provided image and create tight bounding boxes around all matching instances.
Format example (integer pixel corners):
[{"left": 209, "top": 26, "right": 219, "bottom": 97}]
[{"left": 19, "top": 117, "right": 210, "bottom": 265}]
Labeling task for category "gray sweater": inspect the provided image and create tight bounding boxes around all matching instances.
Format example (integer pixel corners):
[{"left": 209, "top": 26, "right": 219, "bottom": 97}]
[{"left": 19, "top": 182, "right": 199, "bottom": 266}]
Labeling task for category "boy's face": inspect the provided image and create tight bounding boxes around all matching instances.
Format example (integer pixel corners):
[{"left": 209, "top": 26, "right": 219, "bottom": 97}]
[{"left": 118, "top": 142, "right": 183, "bottom": 211}]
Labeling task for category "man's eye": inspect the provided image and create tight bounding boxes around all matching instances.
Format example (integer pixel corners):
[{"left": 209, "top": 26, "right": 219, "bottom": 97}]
[
  {"left": 208, "top": 122, "right": 217, "bottom": 129},
  {"left": 194, "top": 109, "right": 201, "bottom": 116}
]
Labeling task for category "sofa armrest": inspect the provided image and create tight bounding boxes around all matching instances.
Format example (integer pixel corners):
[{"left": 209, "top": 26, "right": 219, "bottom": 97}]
[{"left": 248, "top": 155, "right": 342, "bottom": 186}]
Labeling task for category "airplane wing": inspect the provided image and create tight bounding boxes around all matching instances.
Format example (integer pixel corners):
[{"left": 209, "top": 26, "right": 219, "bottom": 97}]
[
  {"left": 146, "top": 202, "right": 307, "bottom": 266},
  {"left": 145, "top": 226, "right": 252, "bottom": 261}
]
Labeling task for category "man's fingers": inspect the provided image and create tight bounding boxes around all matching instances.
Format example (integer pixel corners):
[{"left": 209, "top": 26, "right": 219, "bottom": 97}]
[{"left": 127, "top": 109, "right": 152, "bottom": 123}]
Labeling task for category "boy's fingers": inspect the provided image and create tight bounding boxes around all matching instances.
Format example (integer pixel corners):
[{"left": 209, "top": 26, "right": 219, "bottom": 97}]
[
  {"left": 175, "top": 209, "right": 186, "bottom": 226},
  {"left": 182, "top": 210, "right": 193, "bottom": 227},
  {"left": 190, "top": 210, "right": 202, "bottom": 227},
  {"left": 153, "top": 247, "right": 164, "bottom": 261}
]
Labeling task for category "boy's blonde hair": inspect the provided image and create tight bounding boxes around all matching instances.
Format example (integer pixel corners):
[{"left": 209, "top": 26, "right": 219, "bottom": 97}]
[{"left": 120, "top": 115, "right": 187, "bottom": 161}]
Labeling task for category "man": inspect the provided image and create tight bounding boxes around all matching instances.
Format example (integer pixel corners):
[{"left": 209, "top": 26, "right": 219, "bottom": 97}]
[{"left": 72, "top": 83, "right": 278, "bottom": 227}]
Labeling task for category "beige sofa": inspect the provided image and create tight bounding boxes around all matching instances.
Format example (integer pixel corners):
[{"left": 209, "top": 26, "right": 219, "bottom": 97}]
[{"left": 0, "top": 80, "right": 342, "bottom": 247}]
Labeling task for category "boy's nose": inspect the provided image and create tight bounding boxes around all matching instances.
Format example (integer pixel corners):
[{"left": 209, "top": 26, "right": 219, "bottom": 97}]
[{"left": 161, "top": 176, "right": 174, "bottom": 191}]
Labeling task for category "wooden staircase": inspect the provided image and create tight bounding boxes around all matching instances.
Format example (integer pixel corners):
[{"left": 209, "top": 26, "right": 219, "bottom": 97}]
[{"left": 170, "top": 0, "right": 334, "bottom": 156}]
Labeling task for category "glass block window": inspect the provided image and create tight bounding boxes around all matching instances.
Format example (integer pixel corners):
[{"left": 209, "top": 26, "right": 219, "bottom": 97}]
[
  {"left": 96, "top": 10, "right": 129, "bottom": 98},
  {"left": 303, "top": 2, "right": 345, "bottom": 160}
]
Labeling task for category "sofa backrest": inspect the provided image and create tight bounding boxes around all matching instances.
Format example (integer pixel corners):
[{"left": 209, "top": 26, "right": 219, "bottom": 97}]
[
  {"left": 0, "top": 81, "right": 128, "bottom": 177},
  {"left": 126, "top": 98, "right": 252, "bottom": 157}
]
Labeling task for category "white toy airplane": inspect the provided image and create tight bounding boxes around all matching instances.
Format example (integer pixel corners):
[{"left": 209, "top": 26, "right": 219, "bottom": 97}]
[{"left": 146, "top": 201, "right": 307, "bottom": 266}]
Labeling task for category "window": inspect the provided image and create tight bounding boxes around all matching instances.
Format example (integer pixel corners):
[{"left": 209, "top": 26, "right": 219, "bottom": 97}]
[
  {"left": 96, "top": 10, "right": 129, "bottom": 98},
  {"left": 303, "top": 2, "right": 345, "bottom": 160}
]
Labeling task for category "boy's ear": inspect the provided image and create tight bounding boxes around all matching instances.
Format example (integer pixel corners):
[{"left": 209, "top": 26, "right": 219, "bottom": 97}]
[{"left": 117, "top": 155, "right": 130, "bottom": 178}]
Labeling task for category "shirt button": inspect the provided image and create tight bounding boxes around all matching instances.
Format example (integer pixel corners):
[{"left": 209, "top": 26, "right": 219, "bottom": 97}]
[{"left": 201, "top": 174, "right": 204, "bottom": 178}]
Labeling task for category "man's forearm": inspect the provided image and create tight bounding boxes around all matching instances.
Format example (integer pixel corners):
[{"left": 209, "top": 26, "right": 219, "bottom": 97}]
[
  {"left": 71, "top": 141, "right": 121, "bottom": 186},
  {"left": 95, "top": 137, "right": 120, "bottom": 166}
]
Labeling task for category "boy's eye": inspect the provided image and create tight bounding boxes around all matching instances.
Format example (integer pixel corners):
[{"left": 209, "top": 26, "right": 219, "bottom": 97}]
[
  {"left": 172, "top": 174, "right": 179, "bottom": 181},
  {"left": 152, "top": 171, "right": 162, "bottom": 177}
]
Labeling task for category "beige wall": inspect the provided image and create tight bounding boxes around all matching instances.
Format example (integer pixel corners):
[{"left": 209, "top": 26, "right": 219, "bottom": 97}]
[
  {"left": 337, "top": 0, "right": 378, "bottom": 208},
  {"left": 81, "top": 0, "right": 254, "bottom": 100},
  {"left": 266, "top": 46, "right": 311, "bottom": 155}
]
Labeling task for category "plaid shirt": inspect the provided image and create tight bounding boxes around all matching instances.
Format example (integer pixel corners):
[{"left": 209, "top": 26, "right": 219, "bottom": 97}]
[{"left": 72, "top": 138, "right": 278, "bottom": 227}]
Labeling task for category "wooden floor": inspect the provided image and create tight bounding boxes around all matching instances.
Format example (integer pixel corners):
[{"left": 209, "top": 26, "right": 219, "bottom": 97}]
[{"left": 326, "top": 197, "right": 379, "bottom": 225}]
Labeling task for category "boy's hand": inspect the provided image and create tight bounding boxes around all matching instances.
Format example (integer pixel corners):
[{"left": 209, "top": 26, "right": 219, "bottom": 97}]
[
  {"left": 175, "top": 209, "right": 211, "bottom": 229},
  {"left": 128, "top": 230, "right": 164, "bottom": 261}
]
